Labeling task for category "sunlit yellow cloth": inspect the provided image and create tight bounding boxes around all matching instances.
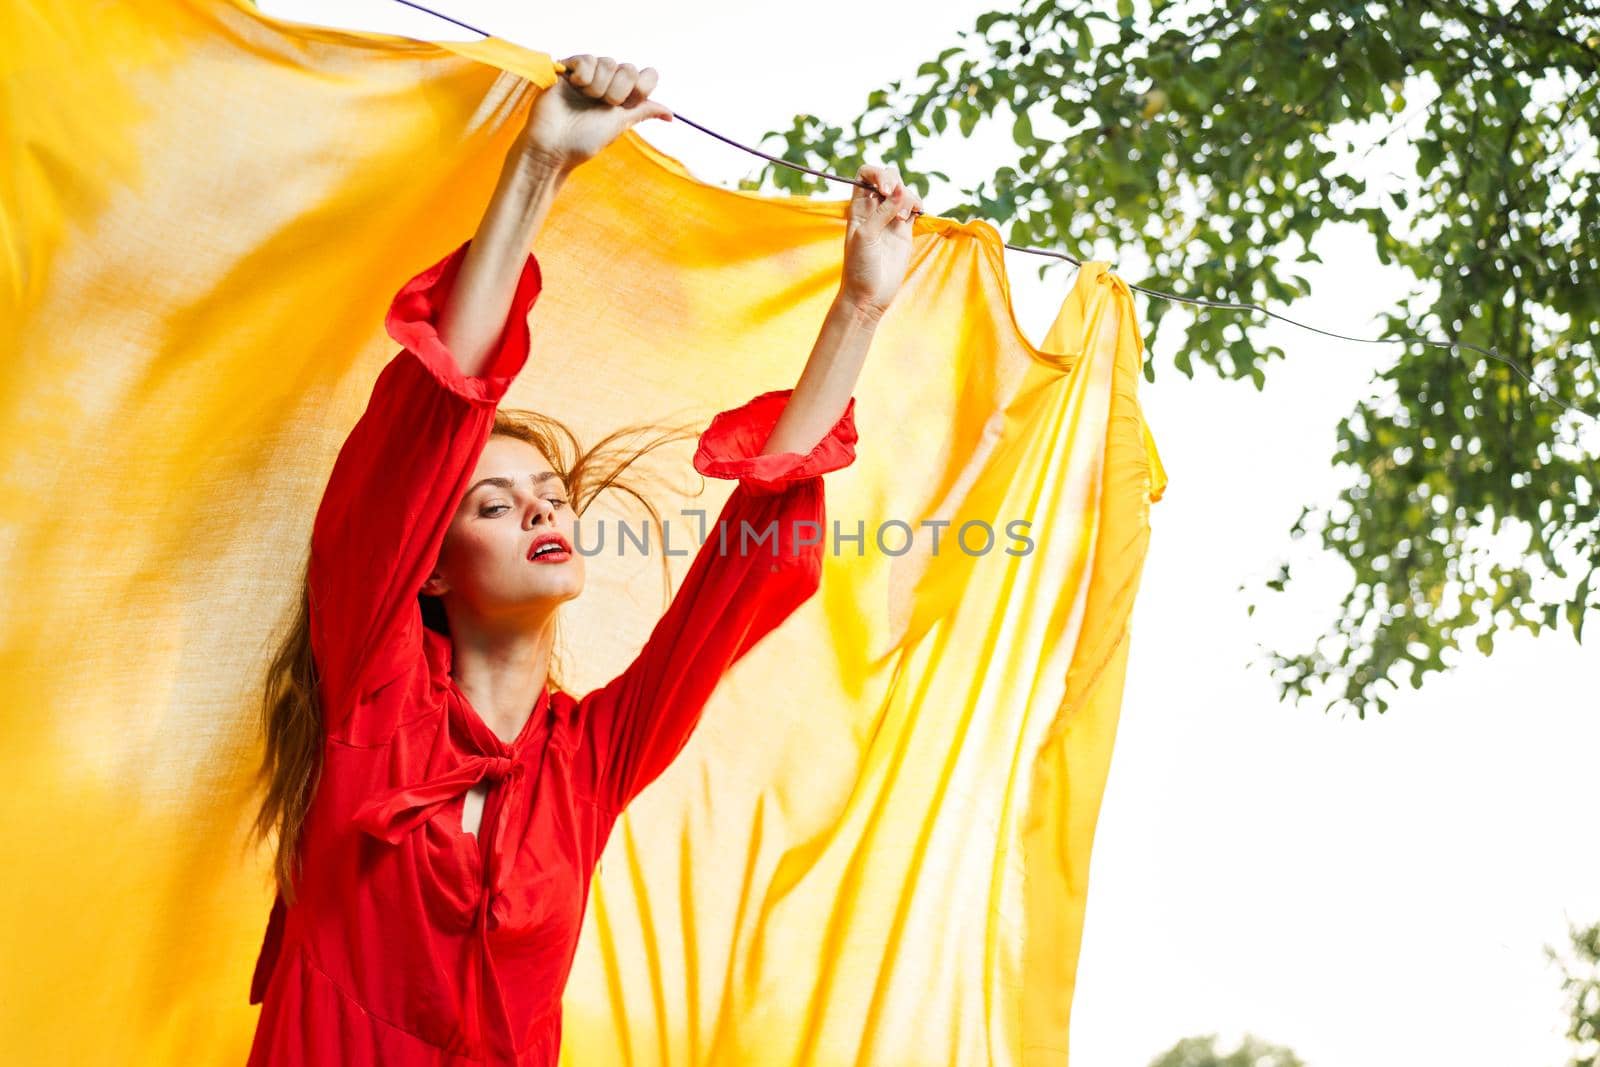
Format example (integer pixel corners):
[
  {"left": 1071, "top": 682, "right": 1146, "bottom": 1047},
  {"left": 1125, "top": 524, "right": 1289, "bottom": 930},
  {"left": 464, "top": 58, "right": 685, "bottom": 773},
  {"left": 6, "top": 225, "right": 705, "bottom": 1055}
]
[{"left": 0, "top": 1, "right": 1166, "bottom": 1063}]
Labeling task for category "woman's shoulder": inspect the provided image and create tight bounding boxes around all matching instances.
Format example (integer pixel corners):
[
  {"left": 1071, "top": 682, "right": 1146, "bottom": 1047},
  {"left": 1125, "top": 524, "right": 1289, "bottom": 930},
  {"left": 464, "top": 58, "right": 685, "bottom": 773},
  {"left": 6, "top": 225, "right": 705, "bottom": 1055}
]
[{"left": 322, "top": 639, "right": 444, "bottom": 749}]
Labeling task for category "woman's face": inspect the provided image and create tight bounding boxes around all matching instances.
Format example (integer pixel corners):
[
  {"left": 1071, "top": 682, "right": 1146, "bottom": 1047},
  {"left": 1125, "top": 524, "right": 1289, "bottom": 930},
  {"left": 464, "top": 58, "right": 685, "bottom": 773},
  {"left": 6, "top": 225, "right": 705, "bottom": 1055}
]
[{"left": 422, "top": 435, "right": 585, "bottom": 624}]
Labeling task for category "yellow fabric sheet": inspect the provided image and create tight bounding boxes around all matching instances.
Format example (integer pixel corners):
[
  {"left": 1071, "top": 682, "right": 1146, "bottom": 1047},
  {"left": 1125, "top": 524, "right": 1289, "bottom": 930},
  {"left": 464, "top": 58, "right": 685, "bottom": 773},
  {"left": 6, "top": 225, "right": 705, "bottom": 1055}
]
[{"left": 0, "top": 2, "right": 1166, "bottom": 1063}]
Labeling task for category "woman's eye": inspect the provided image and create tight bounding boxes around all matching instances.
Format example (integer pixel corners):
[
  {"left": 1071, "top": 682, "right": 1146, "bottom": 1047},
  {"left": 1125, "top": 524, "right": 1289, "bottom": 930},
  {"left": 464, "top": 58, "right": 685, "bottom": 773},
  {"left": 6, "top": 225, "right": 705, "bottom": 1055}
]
[{"left": 480, "top": 500, "right": 565, "bottom": 515}]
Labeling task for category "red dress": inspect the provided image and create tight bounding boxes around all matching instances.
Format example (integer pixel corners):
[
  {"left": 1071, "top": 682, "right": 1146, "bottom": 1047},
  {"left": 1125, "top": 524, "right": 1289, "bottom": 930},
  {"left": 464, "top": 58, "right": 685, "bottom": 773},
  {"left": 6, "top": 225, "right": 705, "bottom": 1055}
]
[{"left": 246, "top": 239, "right": 858, "bottom": 1065}]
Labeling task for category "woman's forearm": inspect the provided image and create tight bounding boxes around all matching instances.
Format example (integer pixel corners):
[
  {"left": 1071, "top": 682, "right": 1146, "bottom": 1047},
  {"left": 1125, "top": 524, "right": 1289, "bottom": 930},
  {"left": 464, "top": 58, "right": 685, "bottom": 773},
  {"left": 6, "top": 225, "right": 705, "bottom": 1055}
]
[
  {"left": 436, "top": 142, "right": 568, "bottom": 379},
  {"left": 761, "top": 292, "right": 881, "bottom": 457},
  {"left": 763, "top": 158, "right": 920, "bottom": 457}
]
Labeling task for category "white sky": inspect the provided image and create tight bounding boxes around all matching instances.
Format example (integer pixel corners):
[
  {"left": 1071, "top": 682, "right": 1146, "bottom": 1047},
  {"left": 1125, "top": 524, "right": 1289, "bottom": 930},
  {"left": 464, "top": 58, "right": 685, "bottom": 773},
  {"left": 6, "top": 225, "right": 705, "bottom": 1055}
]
[{"left": 258, "top": 2, "right": 1600, "bottom": 1064}]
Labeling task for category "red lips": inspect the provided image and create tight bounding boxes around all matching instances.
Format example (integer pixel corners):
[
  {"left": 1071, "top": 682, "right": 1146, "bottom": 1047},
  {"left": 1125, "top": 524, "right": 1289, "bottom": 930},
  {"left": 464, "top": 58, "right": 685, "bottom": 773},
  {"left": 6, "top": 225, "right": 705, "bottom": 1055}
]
[{"left": 527, "top": 532, "right": 572, "bottom": 560}]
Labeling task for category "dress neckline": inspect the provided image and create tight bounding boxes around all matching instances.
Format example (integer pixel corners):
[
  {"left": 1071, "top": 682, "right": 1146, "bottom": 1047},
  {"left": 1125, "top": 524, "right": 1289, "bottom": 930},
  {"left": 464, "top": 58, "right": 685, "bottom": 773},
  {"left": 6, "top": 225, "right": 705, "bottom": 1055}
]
[
  {"left": 448, "top": 674, "right": 552, "bottom": 754},
  {"left": 423, "top": 626, "right": 553, "bottom": 755}
]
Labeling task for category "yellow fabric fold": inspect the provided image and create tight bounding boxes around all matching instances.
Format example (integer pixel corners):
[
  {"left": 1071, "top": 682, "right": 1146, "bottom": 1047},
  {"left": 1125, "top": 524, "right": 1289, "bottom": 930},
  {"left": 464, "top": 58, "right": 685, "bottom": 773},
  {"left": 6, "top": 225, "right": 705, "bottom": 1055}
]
[{"left": 0, "top": 2, "right": 1164, "bottom": 1063}]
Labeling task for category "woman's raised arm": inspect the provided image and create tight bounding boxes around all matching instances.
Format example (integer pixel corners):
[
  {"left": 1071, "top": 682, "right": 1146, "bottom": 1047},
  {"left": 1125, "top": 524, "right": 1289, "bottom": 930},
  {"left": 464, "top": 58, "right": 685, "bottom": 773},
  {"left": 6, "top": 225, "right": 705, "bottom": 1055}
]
[
  {"left": 306, "top": 58, "right": 670, "bottom": 724},
  {"left": 762, "top": 163, "right": 922, "bottom": 457},
  {"left": 438, "top": 57, "right": 673, "bottom": 378},
  {"left": 431, "top": 154, "right": 564, "bottom": 379},
  {"left": 571, "top": 165, "right": 922, "bottom": 813}
]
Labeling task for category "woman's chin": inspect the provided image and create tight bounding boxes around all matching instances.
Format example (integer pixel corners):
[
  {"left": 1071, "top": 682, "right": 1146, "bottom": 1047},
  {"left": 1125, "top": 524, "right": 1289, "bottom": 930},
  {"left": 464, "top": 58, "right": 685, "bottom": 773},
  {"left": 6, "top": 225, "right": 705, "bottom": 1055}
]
[{"left": 527, "top": 575, "right": 584, "bottom": 603}]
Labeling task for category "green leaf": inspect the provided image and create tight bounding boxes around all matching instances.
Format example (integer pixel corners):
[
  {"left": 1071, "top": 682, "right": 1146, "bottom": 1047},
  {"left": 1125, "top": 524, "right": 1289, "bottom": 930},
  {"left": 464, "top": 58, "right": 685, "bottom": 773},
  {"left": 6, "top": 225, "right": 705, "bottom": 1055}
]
[
  {"left": 1012, "top": 107, "right": 1034, "bottom": 147},
  {"left": 1417, "top": 138, "right": 1442, "bottom": 177},
  {"left": 1569, "top": 571, "right": 1592, "bottom": 641}
]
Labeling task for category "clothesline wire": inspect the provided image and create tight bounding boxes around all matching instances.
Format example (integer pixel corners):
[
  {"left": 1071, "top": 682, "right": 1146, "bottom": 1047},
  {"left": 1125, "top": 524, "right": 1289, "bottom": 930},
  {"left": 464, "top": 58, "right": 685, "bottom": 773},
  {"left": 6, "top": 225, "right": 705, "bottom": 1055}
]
[{"left": 385, "top": 0, "right": 1592, "bottom": 424}]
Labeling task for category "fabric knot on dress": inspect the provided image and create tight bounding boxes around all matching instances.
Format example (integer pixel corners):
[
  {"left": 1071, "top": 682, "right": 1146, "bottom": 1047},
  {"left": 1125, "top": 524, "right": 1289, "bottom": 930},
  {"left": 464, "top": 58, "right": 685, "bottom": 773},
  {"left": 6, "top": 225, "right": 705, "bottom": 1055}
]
[{"left": 483, "top": 756, "right": 518, "bottom": 783}]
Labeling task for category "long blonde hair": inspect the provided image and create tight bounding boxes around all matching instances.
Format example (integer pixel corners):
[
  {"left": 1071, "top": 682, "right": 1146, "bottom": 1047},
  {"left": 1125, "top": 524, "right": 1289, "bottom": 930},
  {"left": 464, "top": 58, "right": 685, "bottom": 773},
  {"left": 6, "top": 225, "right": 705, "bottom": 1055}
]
[{"left": 252, "top": 407, "right": 701, "bottom": 904}]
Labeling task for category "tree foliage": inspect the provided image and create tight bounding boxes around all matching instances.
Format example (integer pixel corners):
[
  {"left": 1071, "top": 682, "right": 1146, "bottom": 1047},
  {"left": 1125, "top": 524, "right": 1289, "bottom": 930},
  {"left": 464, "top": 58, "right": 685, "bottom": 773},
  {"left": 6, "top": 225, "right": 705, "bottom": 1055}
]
[
  {"left": 742, "top": 0, "right": 1599, "bottom": 716},
  {"left": 1553, "top": 919, "right": 1600, "bottom": 1067},
  {"left": 1146, "top": 1033, "right": 1305, "bottom": 1067}
]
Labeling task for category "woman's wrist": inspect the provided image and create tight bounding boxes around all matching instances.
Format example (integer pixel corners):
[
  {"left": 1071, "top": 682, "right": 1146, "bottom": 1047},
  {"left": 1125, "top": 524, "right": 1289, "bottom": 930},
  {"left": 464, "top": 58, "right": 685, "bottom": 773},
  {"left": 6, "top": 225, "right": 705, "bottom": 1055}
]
[
  {"left": 512, "top": 134, "right": 573, "bottom": 185},
  {"left": 834, "top": 288, "right": 886, "bottom": 327},
  {"left": 500, "top": 151, "right": 568, "bottom": 227},
  {"left": 518, "top": 153, "right": 569, "bottom": 188}
]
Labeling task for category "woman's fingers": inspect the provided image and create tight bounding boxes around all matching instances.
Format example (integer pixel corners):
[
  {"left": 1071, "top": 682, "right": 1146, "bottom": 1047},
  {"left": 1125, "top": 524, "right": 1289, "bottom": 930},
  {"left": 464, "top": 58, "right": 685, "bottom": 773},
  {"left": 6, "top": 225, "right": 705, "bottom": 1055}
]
[
  {"left": 602, "top": 63, "right": 639, "bottom": 106},
  {"left": 559, "top": 55, "right": 664, "bottom": 114},
  {"left": 857, "top": 163, "right": 922, "bottom": 220},
  {"left": 588, "top": 56, "right": 617, "bottom": 97},
  {"left": 623, "top": 66, "right": 660, "bottom": 108},
  {"left": 854, "top": 165, "right": 891, "bottom": 219},
  {"left": 863, "top": 163, "right": 901, "bottom": 200},
  {"left": 563, "top": 54, "right": 622, "bottom": 99},
  {"left": 854, "top": 163, "right": 923, "bottom": 234},
  {"left": 561, "top": 54, "right": 595, "bottom": 87},
  {"left": 854, "top": 164, "right": 883, "bottom": 200},
  {"left": 893, "top": 185, "right": 924, "bottom": 222},
  {"left": 860, "top": 186, "right": 900, "bottom": 239}
]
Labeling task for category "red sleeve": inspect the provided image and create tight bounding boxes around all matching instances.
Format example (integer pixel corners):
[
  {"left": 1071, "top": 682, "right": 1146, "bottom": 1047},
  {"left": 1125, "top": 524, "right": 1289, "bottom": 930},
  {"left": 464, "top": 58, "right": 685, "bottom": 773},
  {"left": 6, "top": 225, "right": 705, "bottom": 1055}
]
[
  {"left": 308, "top": 238, "right": 542, "bottom": 725},
  {"left": 577, "top": 388, "right": 859, "bottom": 813}
]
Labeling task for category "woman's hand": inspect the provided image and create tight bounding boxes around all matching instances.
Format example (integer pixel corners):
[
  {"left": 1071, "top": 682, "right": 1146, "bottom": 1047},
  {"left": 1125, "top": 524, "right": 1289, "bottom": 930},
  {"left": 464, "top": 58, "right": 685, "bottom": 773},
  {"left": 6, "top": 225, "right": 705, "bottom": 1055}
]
[
  {"left": 839, "top": 163, "right": 924, "bottom": 318},
  {"left": 518, "top": 55, "right": 673, "bottom": 174}
]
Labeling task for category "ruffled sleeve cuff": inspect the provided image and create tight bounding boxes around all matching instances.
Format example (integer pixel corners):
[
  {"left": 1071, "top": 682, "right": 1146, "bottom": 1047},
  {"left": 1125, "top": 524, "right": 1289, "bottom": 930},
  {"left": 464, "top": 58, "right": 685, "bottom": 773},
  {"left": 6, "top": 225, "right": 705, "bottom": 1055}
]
[
  {"left": 692, "top": 388, "right": 859, "bottom": 497},
  {"left": 383, "top": 237, "right": 543, "bottom": 407}
]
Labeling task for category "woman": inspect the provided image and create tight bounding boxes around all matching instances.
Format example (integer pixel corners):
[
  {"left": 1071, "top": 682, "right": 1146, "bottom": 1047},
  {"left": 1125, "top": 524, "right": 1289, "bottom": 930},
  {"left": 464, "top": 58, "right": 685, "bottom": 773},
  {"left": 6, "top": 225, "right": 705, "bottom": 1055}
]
[{"left": 248, "top": 55, "right": 923, "bottom": 1065}]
